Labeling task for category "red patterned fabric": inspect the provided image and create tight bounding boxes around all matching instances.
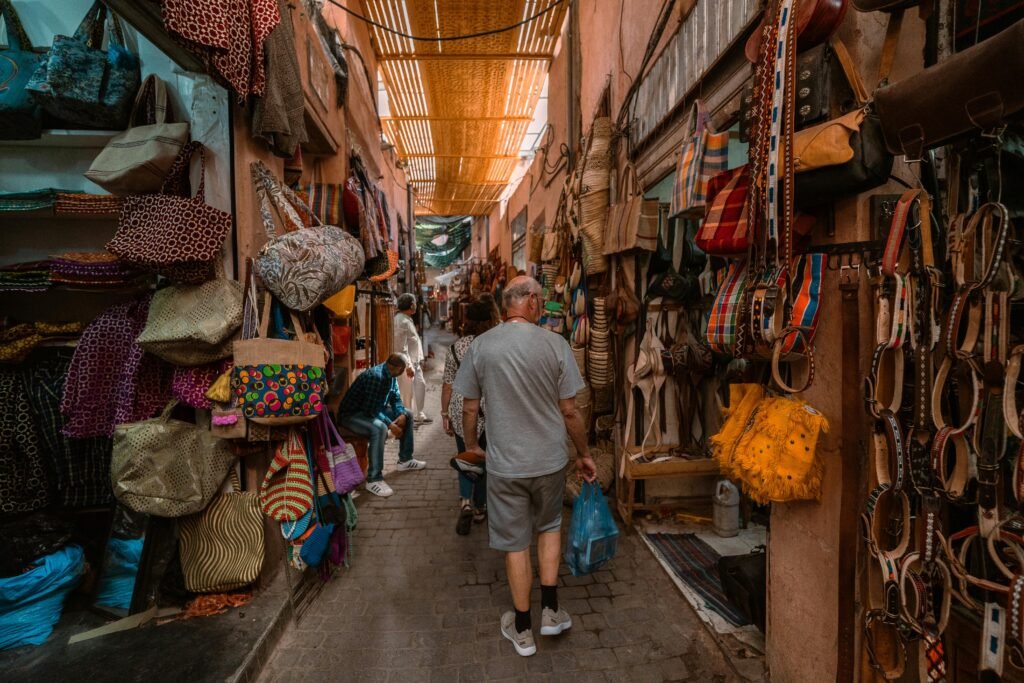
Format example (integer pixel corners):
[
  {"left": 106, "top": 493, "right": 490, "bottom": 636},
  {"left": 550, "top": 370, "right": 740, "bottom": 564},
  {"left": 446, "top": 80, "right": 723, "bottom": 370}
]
[
  {"left": 61, "top": 294, "right": 172, "bottom": 438},
  {"left": 697, "top": 166, "right": 750, "bottom": 256},
  {"left": 107, "top": 142, "right": 231, "bottom": 284},
  {"left": 160, "top": 0, "right": 279, "bottom": 100}
]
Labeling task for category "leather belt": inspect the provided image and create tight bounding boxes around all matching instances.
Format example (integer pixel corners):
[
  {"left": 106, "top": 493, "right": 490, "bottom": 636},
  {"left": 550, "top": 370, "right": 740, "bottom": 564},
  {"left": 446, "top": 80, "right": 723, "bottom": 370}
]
[
  {"left": 1005, "top": 345, "right": 1024, "bottom": 439},
  {"left": 929, "top": 426, "right": 970, "bottom": 500}
]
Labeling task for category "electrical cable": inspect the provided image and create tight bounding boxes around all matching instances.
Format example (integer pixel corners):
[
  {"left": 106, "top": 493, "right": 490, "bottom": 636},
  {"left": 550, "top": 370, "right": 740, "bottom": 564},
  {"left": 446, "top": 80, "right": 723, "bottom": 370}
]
[{"left": 325, "top": 0, "right": 566, "bottom": 43}]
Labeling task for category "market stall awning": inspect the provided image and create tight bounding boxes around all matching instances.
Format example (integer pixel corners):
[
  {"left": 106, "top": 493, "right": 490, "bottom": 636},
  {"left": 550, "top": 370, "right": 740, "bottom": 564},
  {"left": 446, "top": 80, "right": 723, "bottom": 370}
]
[{"left": 361, "top": 0, "right": 567, "bottom": 216}]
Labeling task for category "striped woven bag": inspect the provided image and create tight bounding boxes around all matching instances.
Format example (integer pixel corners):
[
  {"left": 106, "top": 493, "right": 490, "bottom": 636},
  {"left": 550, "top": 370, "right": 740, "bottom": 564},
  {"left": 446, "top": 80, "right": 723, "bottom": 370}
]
[
  {"left": 259, "top": 428, "right": 315, "bottom": 521},
  {"left": 179, "top": 469, "right": 265, "bottom": 593}
]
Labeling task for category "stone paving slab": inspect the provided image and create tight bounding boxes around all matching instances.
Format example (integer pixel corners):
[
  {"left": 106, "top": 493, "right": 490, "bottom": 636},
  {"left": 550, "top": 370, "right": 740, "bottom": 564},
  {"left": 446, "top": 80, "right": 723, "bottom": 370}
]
[{"left": 258, "top": 331, "right": 743, "bottom": 682}]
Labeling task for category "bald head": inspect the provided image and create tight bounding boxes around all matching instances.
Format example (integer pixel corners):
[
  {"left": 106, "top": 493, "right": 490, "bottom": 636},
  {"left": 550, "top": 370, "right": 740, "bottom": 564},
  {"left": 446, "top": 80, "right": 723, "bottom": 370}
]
[{"left": 503, "top": 276, "right": 543, "bottom": 323}]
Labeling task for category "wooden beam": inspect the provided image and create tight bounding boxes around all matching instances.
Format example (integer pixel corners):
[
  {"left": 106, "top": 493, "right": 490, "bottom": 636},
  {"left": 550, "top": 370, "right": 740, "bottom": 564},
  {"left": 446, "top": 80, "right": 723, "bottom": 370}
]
[
  {"left": 378, "top": 53, "right": 552, "bottom": 62},
  {"left": 384, "top": 116, "right": 534, "bottom": 122},
  {"left": 411, "top": 180, "right": 511, "bottom": 187},
  {"left": 400, "top": 154, "right": 522, "bottom": 160}
]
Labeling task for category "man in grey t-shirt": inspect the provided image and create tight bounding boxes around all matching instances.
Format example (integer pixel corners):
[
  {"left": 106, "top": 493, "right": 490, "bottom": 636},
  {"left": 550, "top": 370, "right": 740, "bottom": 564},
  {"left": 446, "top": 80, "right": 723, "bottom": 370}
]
[{"left": 454, "top": 276, "right": 596, "bottom": 657}]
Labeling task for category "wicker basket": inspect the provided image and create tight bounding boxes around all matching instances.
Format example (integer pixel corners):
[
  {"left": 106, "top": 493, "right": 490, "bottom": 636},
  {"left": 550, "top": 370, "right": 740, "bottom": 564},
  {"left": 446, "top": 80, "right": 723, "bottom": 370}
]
[{"left": 571, "top": 344, "right": 587, "bottom": 379}]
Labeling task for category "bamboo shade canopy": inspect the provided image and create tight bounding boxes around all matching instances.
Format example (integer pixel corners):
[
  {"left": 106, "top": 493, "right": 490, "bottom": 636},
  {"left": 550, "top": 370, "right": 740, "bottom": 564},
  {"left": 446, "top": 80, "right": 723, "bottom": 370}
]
[{"left": 362, "top": 0, "right": 567, "bottom": 215}]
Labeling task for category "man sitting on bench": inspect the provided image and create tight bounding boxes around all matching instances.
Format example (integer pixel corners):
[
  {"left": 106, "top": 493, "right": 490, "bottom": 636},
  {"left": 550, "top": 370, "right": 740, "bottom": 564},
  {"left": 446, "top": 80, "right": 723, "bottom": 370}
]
[{"left": 336, "top": 353, "right": 426, "bottom": 497}]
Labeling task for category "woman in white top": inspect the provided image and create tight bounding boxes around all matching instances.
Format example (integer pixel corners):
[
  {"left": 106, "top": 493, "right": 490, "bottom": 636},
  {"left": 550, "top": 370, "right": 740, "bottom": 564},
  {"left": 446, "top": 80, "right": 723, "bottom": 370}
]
[{"left": 441, "top": 295, "right": 499, "bottom": 535}]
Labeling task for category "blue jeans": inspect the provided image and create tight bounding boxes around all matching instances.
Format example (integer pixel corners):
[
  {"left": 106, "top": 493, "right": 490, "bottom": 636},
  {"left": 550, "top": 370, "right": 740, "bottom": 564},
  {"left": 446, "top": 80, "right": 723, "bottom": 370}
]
[
  {"left": 454, "top": 433, "right": 487, "bottom": 509},
  {"left": 339, "top": 409, "right": 414, "bottom": 482}
]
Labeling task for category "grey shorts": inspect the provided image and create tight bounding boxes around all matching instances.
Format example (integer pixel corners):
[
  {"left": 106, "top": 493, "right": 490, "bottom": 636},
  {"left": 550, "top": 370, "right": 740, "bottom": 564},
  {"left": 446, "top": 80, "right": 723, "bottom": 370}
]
[{"left": 487, "top": 470, "right": 566, "bottom": 552}]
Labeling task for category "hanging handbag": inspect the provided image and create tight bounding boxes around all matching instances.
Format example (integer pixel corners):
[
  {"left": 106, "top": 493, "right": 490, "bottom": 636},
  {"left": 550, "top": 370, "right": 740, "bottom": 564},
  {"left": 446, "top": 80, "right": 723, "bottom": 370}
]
[
  {"left": 178, "top": 469, "right": 264, "bottom": 593},
  {"left": 875, "top": 19, "right": 1024, "bottom": 159},
  {"left": 107, "top": 142, "right": 231, "bottom": 283},
  {"left": 706, "top": 260, "right": 749, "bottom": 355},
  {"left": 136, "top": 279, "right": 243, "bottom": 366},
  {"left": 24, "top": 1, "right": 140, "bottom": 130},
  {"left": 604, "top": 163, "right": 658, "bottom": 255},
  {"left": 260, "top": 428, "right": 315, "bottom": 522},
  {"left": 646, "top": 218, "right": 699, "bottom": 303},
  {"left": 670, "top": 100, "right": 729, "bottom": 217},
  {"left": 251, "top": 161, "right": 366, "bottom": 312},
  {"left": 315, "top": 413, "right": 365, "bottom": 494},
  {"left": 231, "top": 263, "right": 327, "bottom": 426},
  {"left": 306, "top": 183, "right": 346, "bottom": 226},
  {"left": 0, "top": 0, "right": 45, "bottom": 139},
  {"left": 110, "top": 401, "right": 237, "bottom": 517},
  {"left": 85, "top": 75, "right": 190, "bottom": 195},
  {"left": 696, "top": 166, "right": 750, "bottom": 256}
]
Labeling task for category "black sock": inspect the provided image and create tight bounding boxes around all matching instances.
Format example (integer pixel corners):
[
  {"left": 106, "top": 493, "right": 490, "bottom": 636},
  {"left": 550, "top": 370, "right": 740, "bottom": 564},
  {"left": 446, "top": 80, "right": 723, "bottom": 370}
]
[
  {"left": 541, "top": 585, "right": 558, "bottom": 613},
  {"left": 514, "top": 608, "right": 531, "bottom": 633}
]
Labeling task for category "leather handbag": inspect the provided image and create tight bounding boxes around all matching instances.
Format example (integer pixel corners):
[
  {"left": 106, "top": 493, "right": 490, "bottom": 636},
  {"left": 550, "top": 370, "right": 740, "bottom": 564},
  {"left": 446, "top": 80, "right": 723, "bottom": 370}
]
[
  {"left": 696, "top": 166, "right": 750, "bottom": 256},
  {"left": 136, "top": 279, "right": 243, "bottom": 366},
  {"left": 718, "top": 548, "right": 767, "bottom": 632},
  {"left": 107, "top": 142, "right": 231, "bottom": 283},
  {"left": 178, "top": 470, "right": 264, "bottom": 593},
  {"left": 603, "top": 164, "right": 658, "bottom": 255},
  {"left": 230, "top": 264, "right": 327, "bottom": 426},
  {"left": 251, "top": 161, "right": 366, "bottom": 312},
  {"left": 25, "top": 1, "right": 140, "bottom": 130},
  {"left": 260, "top": 428, "right": 315, "bottom": 522},
  {"left": 671, "top": 100, "right": 729, "bottom": 217},
  {"left": 85, "top": 75, "right": 190, "bottom": 195},
  {"left": 0, "top": 0, "right": 45, "bottom": 140},
  {"left": 110, "top": 401, "right": 237, "bottom": 517},
  {"left": 875, "top": 19, "right": 1024, "bottom": 159},
  {"left": 646, "top": 220, "right": 699, "bottom": 303}
]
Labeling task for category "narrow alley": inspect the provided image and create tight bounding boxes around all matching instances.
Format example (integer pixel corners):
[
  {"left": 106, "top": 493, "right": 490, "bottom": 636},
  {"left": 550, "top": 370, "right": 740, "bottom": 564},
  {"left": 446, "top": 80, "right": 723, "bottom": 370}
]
[{"left": 258, "top": 331, "right": 742, "bottom": 682}]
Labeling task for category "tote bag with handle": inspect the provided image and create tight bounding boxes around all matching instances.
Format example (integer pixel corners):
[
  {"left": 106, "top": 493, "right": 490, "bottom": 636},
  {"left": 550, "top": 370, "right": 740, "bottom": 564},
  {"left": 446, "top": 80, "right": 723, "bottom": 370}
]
[
  {"left": 85, "top": 75, "right": 190, "bottom": 195},
  {"left": 251, "top": 161, "right": 365, "bottom": 312},
  {"left": 178, "top": 469, "right": 264, "bottom": 593},
  {"left": 260, "top": 428, "right": 315, "bottom": 522},
  {"left": 231, "top": 260, "right": 327, "bottom": 426},
  {"left": 671, "top": 100, "right": 729, "bottom": 217},
  {"left": 0, "top": 0, "right": 45, "bottom": 139}
]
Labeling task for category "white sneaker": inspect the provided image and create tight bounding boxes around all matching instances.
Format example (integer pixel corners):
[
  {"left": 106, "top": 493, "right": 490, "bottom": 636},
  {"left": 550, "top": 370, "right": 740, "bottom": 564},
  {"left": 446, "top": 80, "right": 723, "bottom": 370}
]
[
  {"left": 365, "top": 481, "right": 394, "bottom": 497},
  {"left": 396, "top": 458, "right": 426, "bottom": 471},
  {"left": 415, "top": 413, "right": 433, "bottom": 423},
  {"left": 540, "top": 607, "right": 572, "bottom": 635},
  {"left": 500, "top": 611, "right": 536, "bottom": 657}
]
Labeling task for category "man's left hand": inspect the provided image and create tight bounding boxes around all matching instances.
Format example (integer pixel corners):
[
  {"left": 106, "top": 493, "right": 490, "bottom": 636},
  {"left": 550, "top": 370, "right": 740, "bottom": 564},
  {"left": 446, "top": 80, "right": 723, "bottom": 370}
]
[
  {"left": 405, "top": 366, "right": 415, "bottom": 378},
  {"left": 576, "top": 454, "right": 597, "bottom": 483}
]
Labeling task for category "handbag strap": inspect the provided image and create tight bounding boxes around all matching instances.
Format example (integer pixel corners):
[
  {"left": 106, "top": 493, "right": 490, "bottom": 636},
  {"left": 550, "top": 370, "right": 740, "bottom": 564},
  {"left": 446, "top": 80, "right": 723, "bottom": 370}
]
[
  {"left": 72, "top": 1, "right": 104, "bottom": 47},
  {"left": 160, "top": 141, "right": 205, "bottom": 198},
  {"left": 129, "top": 75, "right": 172, "bottom": 127},
  {"left": 0, "top": 0, "right": 32, "bottom": 50},
  {"left": 831, "top": 39, "right": 870, "bottom": 107}
]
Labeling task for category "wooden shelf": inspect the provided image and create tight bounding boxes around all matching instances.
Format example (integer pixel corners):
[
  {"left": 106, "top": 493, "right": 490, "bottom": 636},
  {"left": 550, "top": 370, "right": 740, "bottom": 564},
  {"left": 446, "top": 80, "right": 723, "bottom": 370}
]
[
  {"left": 616, "top": 445, "right": 720, "bottom": 525},
  {"left": 1, "top": 129, "right": 121, "bottom": 148},
  {"left": 1, "top": 208, "right": 121, "bottom": 220}
]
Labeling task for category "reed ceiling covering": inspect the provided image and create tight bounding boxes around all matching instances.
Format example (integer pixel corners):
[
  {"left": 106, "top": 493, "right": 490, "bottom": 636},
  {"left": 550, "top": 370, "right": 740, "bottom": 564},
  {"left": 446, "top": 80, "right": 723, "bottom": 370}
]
[{"left": 362, "top": 0, "right": 567, "bottom": 215}]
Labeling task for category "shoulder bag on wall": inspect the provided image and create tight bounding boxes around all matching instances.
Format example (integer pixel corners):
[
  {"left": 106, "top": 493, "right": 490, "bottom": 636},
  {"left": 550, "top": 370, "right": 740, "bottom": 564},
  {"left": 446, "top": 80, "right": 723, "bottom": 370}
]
[
  {"left": 111, "top": 401, "right": 237, "bottom": 517},
  {"left": 178, "top": 469, "right": 264, "bottom": 593},
  {"left": 107, "top": 141, "right": 231, "bottom": 283},
  {"left": 696, "top": 165, "right": 750, "bottom": 256},
  {"left": 85, "top": 75, "right": 190, "bottom": 195},
  {"left": 603, "top": 163, "right": 658, "bottom": 255},
  {"left": 0, "top": 0, "right": 45, "bottom": 139},
  {"left": 230, "top": 263, "right": 327, "bottom": 426},
  {"left": 875, "top": 19, "right": 1024, "bottom": 159},
  {"left": 260, "top": 428, "right": 314, "bottom": 521},
  {"left": 135, "top": 279, "right": 243, "bottom": 366},
  {"left": 25, "top": 1, "right": 140, "bottom": 130},
  {"left": 671, "top": 100, "right": 729, "bottom": 217},
  {"left": 251, "top": 161, "right": 365, "bottom": 312}
]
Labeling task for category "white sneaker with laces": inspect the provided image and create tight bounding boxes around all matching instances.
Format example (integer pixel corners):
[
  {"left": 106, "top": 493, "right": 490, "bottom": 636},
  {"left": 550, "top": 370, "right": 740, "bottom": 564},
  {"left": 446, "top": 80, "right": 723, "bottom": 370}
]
[
  {"left": 365, "top": 481, "right": 394, "bottom": 497},
  {"left": 415, "top": 414, "right": 433, "bottom": 424},
  {"left": 540, "top": 607, "right": 572, "bottom": 635},
  {"left": 500, "top": 611, "right": 536, "bottom": 657},
  {"left": 396, "top": 458, "right": 426, "bottom": 471}
]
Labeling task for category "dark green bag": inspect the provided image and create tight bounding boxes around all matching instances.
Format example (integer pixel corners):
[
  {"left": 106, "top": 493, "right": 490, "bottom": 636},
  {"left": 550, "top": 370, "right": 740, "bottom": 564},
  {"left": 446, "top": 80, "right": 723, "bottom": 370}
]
[
  {"left": 25, "top": 1, "right": 140, "bottom": 130},
  {"left": 0, "top": 0, "right": 45, "bottom": 139}
]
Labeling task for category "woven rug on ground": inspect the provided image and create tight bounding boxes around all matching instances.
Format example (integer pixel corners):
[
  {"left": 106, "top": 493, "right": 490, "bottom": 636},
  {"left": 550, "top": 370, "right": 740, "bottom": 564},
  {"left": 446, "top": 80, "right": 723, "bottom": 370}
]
[{"left": 644, "top": 532, "right": 749, "bottom": 627}]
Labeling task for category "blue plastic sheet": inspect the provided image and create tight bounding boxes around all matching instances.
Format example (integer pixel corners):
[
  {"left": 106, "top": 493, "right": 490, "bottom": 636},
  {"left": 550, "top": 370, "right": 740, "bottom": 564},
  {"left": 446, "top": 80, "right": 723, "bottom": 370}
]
[
  {"left": 0, "top": 545, "right": 84, "bottom": 650},
  {"left": 564, "top": 481, "right": 620, "bottom": 577},
  {"left": 95, "top": 537, "right": 144, "bottom": 611}
]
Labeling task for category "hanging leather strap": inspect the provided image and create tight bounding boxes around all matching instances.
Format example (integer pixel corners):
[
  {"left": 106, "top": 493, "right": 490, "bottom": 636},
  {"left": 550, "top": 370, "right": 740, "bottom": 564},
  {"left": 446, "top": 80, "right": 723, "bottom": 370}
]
[
  {"left": 837, "top": 265, "right": 863, "bottom": 683},
  {"left": 877, "top": 9, "right": 905, "bottom": 87}
]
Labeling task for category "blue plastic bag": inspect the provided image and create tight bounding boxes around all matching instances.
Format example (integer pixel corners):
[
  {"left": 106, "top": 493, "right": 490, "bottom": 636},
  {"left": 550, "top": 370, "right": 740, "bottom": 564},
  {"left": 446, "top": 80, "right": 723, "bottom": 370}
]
[
  {"left": 564, "top": 481, "right": 620, "bottom": 576},
  {"left": 0, "top": 544, "right": 84, "bottom": 650},
  {"left": 94, "top": 537, "right": 144, "bottom": 611}
]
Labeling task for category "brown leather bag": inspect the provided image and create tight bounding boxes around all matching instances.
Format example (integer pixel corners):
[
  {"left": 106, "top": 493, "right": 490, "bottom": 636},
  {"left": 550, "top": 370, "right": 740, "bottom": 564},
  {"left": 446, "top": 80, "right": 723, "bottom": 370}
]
[{"left": 875, "top": 19, "right": 1024, "bottom": 159}]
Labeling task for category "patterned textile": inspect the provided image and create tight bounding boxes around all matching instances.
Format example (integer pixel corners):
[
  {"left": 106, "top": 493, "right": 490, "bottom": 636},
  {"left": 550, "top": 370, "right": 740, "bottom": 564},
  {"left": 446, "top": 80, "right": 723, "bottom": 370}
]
[
  {"left": 0, "top": 367, "right": 50, "bottom": 516},
  {"left": 173, "top": 361, "right": 228, "bottom": 410},
  {"left": 778, "top": 253, "right": 825, "bottom": 355},
  {"left": 671, "top": 101, "right": 730, "bottom": 216},
  {"left": 49, "top": 251, "right": 142, "bottom": 287},
  {"left": 443, "top": 335, "right": 485, "bottom": 439},
  {"left": 696, "top": 166, "right": 750, "bottom": 256},
  {"left": 706, "top": 261, "right": 749, "bottom": 355},
  {"left": 61, "top": 293, "right": 172, "bottom": 438},
  {"left": 0, "top": 261, "right": 51, "bottom": 292},
  {"left": 0, "top": 322, "right": 81, "bottom": 364},
  {"left": 306, "top": 184, "right": 346, "bottom": 227},
  {"left": 231, "top": 363, "right": 325, "bottom": 421},
  {"left": 766, "top": 0, "right": 796, "bottom": 247},
  {"left": 19, "top": 350, "right": 112, "bottom": 508},
  {"left": 252, "top": 0, "right": 306, "bottom": 157},
  {"left": 160, "top": 0, "right": 279, "bottom": 101},
  {"left": 644, "top": 533, "right": 749, "bottom": 626},
  {"left": 107, "top": 142, "right": 232, "bottom": 284},
  {"left": 0, "top": 188, "right": 63, "bottom": 212},
  {"left": 54, "top": 193, "right": 123, "bottom": 215},
  {"left": 337, "top": 362, "right": 404, "bottom": 420}
]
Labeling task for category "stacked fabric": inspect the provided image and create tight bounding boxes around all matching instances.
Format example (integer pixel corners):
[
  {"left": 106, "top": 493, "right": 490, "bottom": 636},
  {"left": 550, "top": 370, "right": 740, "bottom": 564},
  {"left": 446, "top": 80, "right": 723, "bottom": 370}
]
[
  {"left": 49, "top": 252, "right": 142, "bottom": 288},
  {"left": 0, "top": 189, "right": 66, "bottom": 213},
  {"left": 0, "top": 261, "right": 51, "bottom": 292},
  {"left": 54, "top": 193, "right": 124, "bottom": 216}
]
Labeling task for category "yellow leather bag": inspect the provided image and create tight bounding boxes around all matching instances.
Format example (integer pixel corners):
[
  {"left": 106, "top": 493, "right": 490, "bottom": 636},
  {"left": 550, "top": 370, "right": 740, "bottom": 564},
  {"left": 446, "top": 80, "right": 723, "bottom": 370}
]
[
  {"left": 323, "top": 284, "right": 356, "bottom": 317},
  {"left": 790, "top": 108, "right": 865, "bottom": 173}
]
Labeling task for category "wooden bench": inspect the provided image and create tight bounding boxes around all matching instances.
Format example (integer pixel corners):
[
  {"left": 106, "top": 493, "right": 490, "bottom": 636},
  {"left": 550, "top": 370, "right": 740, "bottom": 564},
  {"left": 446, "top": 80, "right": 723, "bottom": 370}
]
[
  {"left": 615, "top": 445, "right": 720, "bottom": 526},
  {"left": 336, "top": 427, "right": 370, "bottom": 476}
]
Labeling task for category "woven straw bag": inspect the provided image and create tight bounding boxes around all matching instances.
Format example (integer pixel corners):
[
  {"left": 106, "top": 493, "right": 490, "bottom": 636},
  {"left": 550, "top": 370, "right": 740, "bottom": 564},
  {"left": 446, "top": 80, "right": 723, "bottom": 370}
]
[
  {"left": 136, "top": 279, "right": 243, "bottom": 365},
  {"left": 178, "top": 469, "right": 264, "bottom": 593},
  {"left": 111, "top": 401, "right": 237, "bottom": 517}
]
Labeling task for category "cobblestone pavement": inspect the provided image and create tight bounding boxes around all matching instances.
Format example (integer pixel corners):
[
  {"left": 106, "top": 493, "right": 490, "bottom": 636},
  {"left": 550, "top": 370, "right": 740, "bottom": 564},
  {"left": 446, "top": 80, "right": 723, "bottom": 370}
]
[{"left": 259, "top": 331, "right": 740, "bottom": 683}]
